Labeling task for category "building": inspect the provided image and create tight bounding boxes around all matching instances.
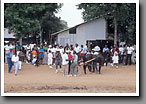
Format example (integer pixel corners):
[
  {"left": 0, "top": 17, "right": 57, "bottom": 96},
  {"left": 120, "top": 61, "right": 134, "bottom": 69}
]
[
  {"left": 4, "top": 28, "right": 38, "bottom": 45},
  {"left": 51, "top": 17, "right": 107, "bottom": 47},
  {"left": 4, "top": 28, "right": 16, "bottom": 43}
]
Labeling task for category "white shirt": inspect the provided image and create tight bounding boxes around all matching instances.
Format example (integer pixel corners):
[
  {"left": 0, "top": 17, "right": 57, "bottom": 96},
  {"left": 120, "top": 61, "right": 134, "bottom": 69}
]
[
  {"left": 48, "top": 53, "right": 53, "bottom": 59},
  {"left": 74, "top": 46, "right": 81, "bottom": 53},
  {"left": 17, "top": 51, "right": 20, "bottom": 56},
  {"left": 52, "top": 48, "right": 57, "bottom": 53},
  {"left": 59, "top": 48, "right": 64, "bottom": 56},
  {"left": 47, "top": 48, "right": 52, "bottom": 53},
  {"left": 12, "top": 55, "right": 19, "bottom": 62},
  {"left": 103, "top": 48, "right": 109, "bottom": 53},
  {"left": 127, "top": 47, "right": 134, "bottom": 54},
  {"left": 119, "top": 47, "right": 124, "bottom": 55},
  {"left": 84, "top": 45, "right": 88, "bottom": 53},
  {"left": 9, "top": 44, "right": 15, "bottom": 49},
  {"left": 62, "top": 53, "right": 68, "bottom": 65},
  {"left": 5, "top": 45, "right": 10, "bottom": 51},
  {"left": 30, "top": 44, "right": 34, "bottom": 51},
  {"left": 26, "top": 45, "right": 31, "bottom": 50}
]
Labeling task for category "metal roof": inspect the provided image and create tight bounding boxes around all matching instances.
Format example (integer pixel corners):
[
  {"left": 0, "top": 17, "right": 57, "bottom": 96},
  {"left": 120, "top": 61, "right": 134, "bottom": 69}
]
[{"left": 51, "top": 17, "right": 104, "bottom": 36}]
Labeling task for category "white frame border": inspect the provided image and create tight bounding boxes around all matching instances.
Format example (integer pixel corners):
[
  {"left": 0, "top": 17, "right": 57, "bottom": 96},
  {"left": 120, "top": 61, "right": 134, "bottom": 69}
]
[{"left": 1, "top": 0, "right": 139, "bottom": 96}]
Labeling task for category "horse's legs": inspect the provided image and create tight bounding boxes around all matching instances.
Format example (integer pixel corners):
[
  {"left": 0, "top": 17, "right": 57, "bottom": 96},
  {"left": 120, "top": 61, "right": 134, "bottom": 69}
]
[
  {"left": 93, "top": 62, "right": 97, "bottom": 72},
  {"left": 88, "top": 64, "right": 91, "bottom": 72},
  {"left": 83, "top": 64, "right": 86, "bottom": 74},
  {"left": 99, "top": 63, "right": 101, "bottom": 74}
]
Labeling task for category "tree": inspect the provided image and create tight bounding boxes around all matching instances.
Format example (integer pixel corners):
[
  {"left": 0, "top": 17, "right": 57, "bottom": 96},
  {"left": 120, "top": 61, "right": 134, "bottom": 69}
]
[
  {"left": 77, "top": 3, "right": 136, "bottom": 45},
  {"left": 4, "top": 3, "right": 67, "bottom": 45}
]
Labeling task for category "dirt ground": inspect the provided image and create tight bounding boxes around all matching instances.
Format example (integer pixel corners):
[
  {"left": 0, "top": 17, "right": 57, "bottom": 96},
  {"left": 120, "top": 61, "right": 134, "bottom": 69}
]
[{"left": 4, "top": 63, "right": 136, "bottom": 93}]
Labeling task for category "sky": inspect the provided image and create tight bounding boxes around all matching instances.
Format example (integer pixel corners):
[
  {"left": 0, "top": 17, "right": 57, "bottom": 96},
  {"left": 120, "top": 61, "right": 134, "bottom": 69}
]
[{"left": 56, "top": 3, "right": 84, "bottom": 28}]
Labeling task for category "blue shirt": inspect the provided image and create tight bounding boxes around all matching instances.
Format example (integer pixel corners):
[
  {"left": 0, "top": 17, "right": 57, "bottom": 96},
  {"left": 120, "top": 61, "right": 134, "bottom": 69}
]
[
  {"left": 39, "top": 48, "right": 44, "bottom": 53},
  {"left": 7, "top": 50, "right": 13, "bottom": 58}
]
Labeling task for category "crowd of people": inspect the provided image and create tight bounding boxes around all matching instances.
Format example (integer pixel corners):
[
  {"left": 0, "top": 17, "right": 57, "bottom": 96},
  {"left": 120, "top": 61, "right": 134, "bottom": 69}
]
[{"left": 4, "top": 41, "right": 136, "bottom": 76}]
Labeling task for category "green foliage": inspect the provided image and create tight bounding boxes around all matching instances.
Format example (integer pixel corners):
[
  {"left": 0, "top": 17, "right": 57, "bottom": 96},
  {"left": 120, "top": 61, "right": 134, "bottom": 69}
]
[
  {"left": 77, "top": 3, "right": 136, "bottom": 44},
  {"left": 4, "top": 3, "right": 67, "bottom": 42}
]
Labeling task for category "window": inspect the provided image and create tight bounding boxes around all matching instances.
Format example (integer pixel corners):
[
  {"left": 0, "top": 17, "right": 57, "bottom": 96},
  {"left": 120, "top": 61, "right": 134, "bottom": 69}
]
[{"left": 69, "top": 27, "right": 76, "bottom": 34}]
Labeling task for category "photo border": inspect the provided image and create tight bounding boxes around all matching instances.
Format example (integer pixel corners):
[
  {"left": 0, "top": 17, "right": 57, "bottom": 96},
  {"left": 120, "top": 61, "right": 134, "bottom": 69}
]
[{"left": 1, "top": 0, "right": 139, "bottom": 96}]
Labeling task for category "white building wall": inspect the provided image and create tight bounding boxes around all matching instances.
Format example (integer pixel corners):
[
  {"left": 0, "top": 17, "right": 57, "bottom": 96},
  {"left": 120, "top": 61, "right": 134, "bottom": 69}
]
[
  {"left": 84, "top": 18, "right": 106, "bottom": 40},
  {"left": 57, "top": 18, "right": 106, "bottom": 47},
  {"left": 76, "top": 18, "right": 106, "bottom": 46},
  {"left": 76, "top": 24, "right": 86, "bottom": 46},
  {"left": 57, "top": 30, "right": 76, "bottom": 46}
]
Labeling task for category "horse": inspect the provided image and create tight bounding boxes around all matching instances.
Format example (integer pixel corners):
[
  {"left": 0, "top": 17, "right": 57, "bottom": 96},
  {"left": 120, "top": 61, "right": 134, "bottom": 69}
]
[{"left": 82, "top": 52, "right": 104, "bottom": 74}]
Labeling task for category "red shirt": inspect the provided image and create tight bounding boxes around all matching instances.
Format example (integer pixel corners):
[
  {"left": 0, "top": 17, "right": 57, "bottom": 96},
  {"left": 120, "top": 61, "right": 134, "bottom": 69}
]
[
  {"left": 68, "top": 54, "right": 73, "bottom": 60},
  {"left": 12, "top": 49, "right": 15, "bottom": 55}
]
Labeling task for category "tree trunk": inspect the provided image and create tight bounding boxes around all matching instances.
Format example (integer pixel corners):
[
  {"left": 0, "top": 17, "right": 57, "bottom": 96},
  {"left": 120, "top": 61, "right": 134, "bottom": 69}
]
[
  {"left": 19, "top": 37, "right": 22, "bottom": 45},
  {"left": 39, "top": 28, "right": 43, "bottom": 46},
  {"left": 114, "top": 18, "right": 117, "bottom": 45}
]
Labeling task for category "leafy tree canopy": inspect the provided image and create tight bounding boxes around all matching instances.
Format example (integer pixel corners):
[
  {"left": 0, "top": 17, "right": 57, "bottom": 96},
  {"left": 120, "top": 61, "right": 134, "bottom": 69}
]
[
  {"left": 5, "top": 3, "right": 67, "bottom": 43},
  {"left": 77, "top": 3, "right": 136, "bottom": 44}
]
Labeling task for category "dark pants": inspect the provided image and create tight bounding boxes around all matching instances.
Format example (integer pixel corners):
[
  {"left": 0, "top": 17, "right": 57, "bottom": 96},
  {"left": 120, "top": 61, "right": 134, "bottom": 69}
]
[
  {"left": 125, "top": 54, "right": 132, "bottom": 65},
  {"left": 119, "top": 55, "right": 125, "bottom": 64},
  {"left": 68, "top": 60, "right": 71, "bottom": 74},
  {"left": 7, "top": 57, "right": 12, "bottom": 73}
]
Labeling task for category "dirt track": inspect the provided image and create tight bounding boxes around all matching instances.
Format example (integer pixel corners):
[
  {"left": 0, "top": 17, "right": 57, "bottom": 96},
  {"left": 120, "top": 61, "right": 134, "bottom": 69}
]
[{"left": 4, "top": 63, "right": 136, "bottom": 93}]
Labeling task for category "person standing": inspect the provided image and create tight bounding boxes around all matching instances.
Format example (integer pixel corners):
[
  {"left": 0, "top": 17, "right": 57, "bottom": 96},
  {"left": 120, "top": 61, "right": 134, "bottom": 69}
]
[
  {"left": 69, "top": 51, "right": 78, "bottom": 77},
  {"left": 18, "top": 49, "right": 24, "bottom": 70},
  {"left": 68, "top": 51, "right": 73, "bottom": 74},
  {"left": 125, "top": 44, "right": 134, "bottom": 65},
  {"left": 5, "top": 42, "right": 10, "bottom": 64},
  {"left": 119, "top": 45, "right": 125, "bottom": 64},
  {"left": 7, "top": 48, "right": 13, "bottom": 73},
  {"left": 74, "top": 43, "right": 81, "bottom": 58},
  {"left": 112, "top": 49, "right": 119, "bottom": 68},
  {"left": 32, "top": 48, "right": 37, "bottom": 65},
  {"left": 39, "top": 45, "right": 44, "bottom": 65},
  {"left": 55, "top": 50, "right": 62, "bottom": 73},
  {"left": 62, "top": 51, "right": 69, "bottom": 76},
  {"left": 43, "top": 42, "right": 48, "bottom": 65},
  {"left": 12, "top": 52, "right": 19, "bottom": 76},
  {"left": 15, "top": 42, "right": 22, "bottom": 51},
  {"left": 48, "top": 50, "right": 53, "bottom": 68},
  {"left": 103, "top": 45, "right": 109, "bottom": 53},
  {"left": 52, "top": 45, "right": 57, "bottom": 65}
]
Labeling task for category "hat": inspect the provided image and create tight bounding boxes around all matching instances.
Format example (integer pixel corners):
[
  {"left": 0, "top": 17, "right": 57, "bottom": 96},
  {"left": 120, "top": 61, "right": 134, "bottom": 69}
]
[
  {"left": 93, "top": 46, "right": 100, "bottom": 51},
  {"left": 49, "top": 45, "right": 52, "bottom": 47},
  {"left": 44, "top": 42, "right": 47, "bottom": 44}
]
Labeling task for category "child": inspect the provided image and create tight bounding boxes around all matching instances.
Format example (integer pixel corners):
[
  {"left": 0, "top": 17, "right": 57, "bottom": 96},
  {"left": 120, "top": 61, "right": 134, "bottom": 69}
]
[
  {"left": 112, "top": 49, "right": 119, "bottom": 68},
  {"left": 12, "top": 52, "right": 19, "bottom": 76},
  {"left": 32, "top": 48, "right": 37, "bottom": 58},
  {"left": 32, "top": 56, "right": 37, "bottom": 65},
  {"left": 48, "top": 50, "right": 53, "bottom": 68},
  {"left": 32, "top": 49, "right": 37, "bottom": 65},
  {"left": 62, "top": 51, "right": 69, "bottom": 76}
]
